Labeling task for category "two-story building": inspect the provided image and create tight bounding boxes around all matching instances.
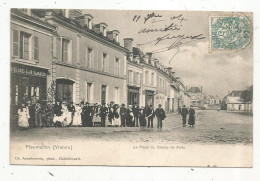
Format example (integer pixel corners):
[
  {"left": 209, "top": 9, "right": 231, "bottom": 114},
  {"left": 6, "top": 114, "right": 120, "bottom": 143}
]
[
  {"left": 10, "top": 9, "right": 56, "bottom": 115},
  {"left": 44, "top": 9, "right": 128, "bottom": 105}
]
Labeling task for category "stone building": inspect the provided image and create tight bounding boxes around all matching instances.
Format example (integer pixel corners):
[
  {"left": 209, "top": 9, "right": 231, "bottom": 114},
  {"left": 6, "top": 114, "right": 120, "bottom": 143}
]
[
  {"left": 44, "top": 9, "right": 128, "bottom": 105},
  {"left": 10, "top": 9, "right": 56, "bottom": 115}
]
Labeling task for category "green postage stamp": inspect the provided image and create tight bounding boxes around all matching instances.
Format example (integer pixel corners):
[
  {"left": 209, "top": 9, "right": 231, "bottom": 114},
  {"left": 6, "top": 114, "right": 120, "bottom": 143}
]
[{"left": 209, "top": 14, "right": 252, "bottom": 52}]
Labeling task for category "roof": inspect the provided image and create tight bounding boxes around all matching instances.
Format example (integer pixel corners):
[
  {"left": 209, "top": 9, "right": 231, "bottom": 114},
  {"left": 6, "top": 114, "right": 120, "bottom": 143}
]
[
  {"left": 187, "top": 87, "right": 201, "bottom": 93},
  {"left": 227, "top": 96, "right": 243, "bottom": 104},
  {"left": 229, "top": 90, "right": 244, "bottom": 97},
  {"left": 133, "top": 47, "right": 145, "bottom": 58},
  {"left": 208, "top": 95, "right": 216, "bottom": 99}
]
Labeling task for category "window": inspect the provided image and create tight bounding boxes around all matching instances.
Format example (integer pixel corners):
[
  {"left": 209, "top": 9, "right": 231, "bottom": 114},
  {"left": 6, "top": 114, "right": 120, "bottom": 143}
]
[
  {"left": 20, "top": 32, "right": 31, "bottom": 60},
  {"left": 129, "top": 70, "right": 133, "bottom": 84},
  {"left": 86, "top": 47, "right": 93, "bottom": 68},
  {"left": 151, "top": 72, "right": 154, "bottom": 86},
  {"left": 103, "top": 28, "right": 107, "bottom": 36},
  {"left": 88, "top": 19, "right": 92, "bottom": 29},
  {"left": 115, "top": 34, "right": 119, "bottom": 43},
  {"left": 145, "top": 71, "right": 149, "bottom": 85},
  {"left": 62, "top": 39, "right": 69, "bottom": 62},
  {"left": 115, "top": 58, "right": 119, "bottom": 75},
  {"left": 114, "top": 87, "right": 119, "bottom": 104},
  {"left": 136, "top": 72, "right": 140, "bottom": 85},
  {"left": 102, "top": 53, "right": 108, "bottom": 72}
]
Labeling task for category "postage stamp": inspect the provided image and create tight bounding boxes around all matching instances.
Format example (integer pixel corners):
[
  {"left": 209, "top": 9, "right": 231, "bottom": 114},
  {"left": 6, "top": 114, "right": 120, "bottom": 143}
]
[{"left": 209, "top": 14, "right": 252, "bottom": 51}]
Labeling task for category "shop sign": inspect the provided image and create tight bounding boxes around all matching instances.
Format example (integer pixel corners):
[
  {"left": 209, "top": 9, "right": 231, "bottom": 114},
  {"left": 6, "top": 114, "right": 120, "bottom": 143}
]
[{"left": 11, "top": 65, "right": 47, "bottom": 78}]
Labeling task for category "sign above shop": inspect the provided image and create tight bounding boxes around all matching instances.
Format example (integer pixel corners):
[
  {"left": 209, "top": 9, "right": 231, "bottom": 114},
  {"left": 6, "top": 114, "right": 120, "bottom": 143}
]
[{"left": 11, "top": 63, "right": 47, "bottom": 78}]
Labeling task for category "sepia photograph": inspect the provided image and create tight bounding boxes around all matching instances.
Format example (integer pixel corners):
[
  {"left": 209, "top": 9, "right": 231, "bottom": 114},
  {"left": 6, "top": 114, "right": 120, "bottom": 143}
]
[{"left": 9, "top": 8, "right": 253, "bottom": 167}]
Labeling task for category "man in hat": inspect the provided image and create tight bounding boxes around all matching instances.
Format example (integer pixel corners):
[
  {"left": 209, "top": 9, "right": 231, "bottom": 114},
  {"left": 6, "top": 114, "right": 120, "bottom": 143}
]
[
  {"left": 181, "top": 105, "right": 189, "bottom": 127},
  {"left": 145, "top": 104, "right": 155, "bottom": 128},
  {"left": 132, "top": 102, "right": 139, "bottom": 127},
  {"left": 154, "top": 104, "right": 166, "bottom": 129},
  {"left": 119, "top": 103, "right": 127, "bottom": 127},
  {"left": 99, "top": 102, "right": 108, "bottom": 127}
]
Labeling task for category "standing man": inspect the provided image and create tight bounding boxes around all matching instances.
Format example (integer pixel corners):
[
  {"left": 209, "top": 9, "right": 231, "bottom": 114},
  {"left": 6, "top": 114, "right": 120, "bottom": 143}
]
[
  {"left": 133, "top": 102, "right": 139, "bottom": 127},
  {"left": 99, "top": 102, "right": 108, "bottom": 127},
  {"left": 85, "top": 102, "right": 93, "bottom": 127},
  {"left": 145, "top": 104, "right": 154, "bottom": 128},
  {"left": 181, "top": 105, "right": 189, "bottom": 127},
  {"left": 27, "top": 100, "right": 35, "bottom": 127},
  {"left": 119, "top": 103, "right": 127, "bottom": 127},
  {"left": 155, "top": 104, "right": 166, "bottom": 129}
]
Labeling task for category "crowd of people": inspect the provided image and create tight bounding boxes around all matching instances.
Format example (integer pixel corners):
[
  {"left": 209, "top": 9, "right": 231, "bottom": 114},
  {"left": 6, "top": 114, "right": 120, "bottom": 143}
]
[{"left": 17, "top": 100, "right": 167, "bottom": 130}]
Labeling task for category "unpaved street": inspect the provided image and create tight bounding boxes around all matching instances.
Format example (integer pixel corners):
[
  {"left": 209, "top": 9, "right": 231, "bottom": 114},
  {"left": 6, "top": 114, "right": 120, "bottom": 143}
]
[{"left": 11, "top": 110, "right": 253, "bottom": 145}]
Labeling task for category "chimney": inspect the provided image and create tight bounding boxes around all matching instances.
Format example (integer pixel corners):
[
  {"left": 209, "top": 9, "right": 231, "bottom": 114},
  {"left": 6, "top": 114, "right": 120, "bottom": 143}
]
[
  {"left": 75, "top": 14, "right": 94, "bottom": 29},
  {"left": 124, "top": 38, "right": 133, "bottom": 52},
  {"left": 172, "top": 71, "right": 175, "bottom": 77},
  {"left": 64, "top": 9, "right": 69, "bottom": 18},
  {"left": 146, "top": 52, "right": 152, "bottom": 59},
  {"left": 201, "top": 86, "right": 203, "bottom": 92},
  {"left": 166, "top": 67, "right": 172, "bottom": 76}
]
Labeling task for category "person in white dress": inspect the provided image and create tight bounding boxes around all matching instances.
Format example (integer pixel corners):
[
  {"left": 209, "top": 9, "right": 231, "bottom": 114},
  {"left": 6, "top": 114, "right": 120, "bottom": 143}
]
[
  {"left": 72, "top": 103, "right": 82, "bottom": 126},
  {"left": 18, "top": 102, "right": 30, "bottom": 129},
  {"left": 61, "top": 101, "right": 69, "bottom": 127}
]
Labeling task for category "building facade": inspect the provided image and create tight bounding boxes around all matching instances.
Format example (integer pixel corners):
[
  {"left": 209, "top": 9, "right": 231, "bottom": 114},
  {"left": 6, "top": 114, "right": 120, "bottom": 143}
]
[
  {"left": 44, "top": 9, "right": 128, "bottom": 105},
  {"left": 10, "top": 9, "right": 56, "bottom": 115},
  {"left": 10, "top": 9, "right": 190, "bottom": 118}
]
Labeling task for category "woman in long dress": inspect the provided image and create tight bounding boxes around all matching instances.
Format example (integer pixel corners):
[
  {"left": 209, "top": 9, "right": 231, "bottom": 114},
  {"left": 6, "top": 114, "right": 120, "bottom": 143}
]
[
  {"left": 61, "top": 101, "right": 69, "bottom": 127},
  {"left": 113, "top": 104, "right": 120, "bottom": 126},
  {"left": 18, "top": 102, "right": 30, "bottom": 129},
  {"left": 188, "top": 105, "right": 195, "bottom": 127},
  {"left": 92, "top": 104, "right": 101, "bottom": 125},
  {"left": 72, "top": 103, "right": 82, "bottom": 126}
]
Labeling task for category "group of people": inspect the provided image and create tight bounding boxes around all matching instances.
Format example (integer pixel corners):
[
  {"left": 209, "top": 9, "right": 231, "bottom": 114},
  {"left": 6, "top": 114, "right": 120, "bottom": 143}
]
[
  {"left": 17, "top": 100, "right": 167, "bottom": 129},
  {"left": 179, "top": 105, "right": 196, "bottom": 127}
]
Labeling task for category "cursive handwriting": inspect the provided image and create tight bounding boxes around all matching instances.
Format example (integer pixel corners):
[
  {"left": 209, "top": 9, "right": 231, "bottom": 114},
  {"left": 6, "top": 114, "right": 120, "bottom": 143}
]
[
  {"left": 170, "top": 14, "right": 188, "bottom": 23},
  {"left": 155, "top": 33, "right": 206, "bottom": 47},
  {"left": 138, "top": 23, "right": 180, "bottom": 33},
  {"left": 144, "top": 12, "right": 162, "bottom": 24},
  {"left": 133, "top": 12, "right": 163, "bottom": 24}
]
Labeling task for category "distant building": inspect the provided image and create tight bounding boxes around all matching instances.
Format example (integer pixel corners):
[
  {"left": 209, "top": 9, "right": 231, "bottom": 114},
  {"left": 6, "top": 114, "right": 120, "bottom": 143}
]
[
  {"left": 187, "top": 86, "right": 204, "bottom": 107},
  {"left": 208, "top": 95, "right": 222, "bottom": 105},
  {"left": 223, "top": 90, "right": 252, "bottom": 112}
]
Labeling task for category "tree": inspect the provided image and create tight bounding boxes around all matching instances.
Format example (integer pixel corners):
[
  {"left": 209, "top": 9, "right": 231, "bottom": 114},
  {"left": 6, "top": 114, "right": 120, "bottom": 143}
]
[{"left": 240, "top": 85, "right": 253, "bottom": 113}]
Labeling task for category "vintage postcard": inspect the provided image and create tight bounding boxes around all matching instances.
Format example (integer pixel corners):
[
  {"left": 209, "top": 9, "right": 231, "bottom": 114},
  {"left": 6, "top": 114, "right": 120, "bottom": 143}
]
[{"left": 10, "top": 9, "right": 253, "bottom": 167}]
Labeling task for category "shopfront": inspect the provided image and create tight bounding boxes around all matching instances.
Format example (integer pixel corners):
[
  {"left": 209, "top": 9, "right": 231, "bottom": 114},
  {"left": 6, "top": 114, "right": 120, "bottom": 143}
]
[
  {"left": 145, "top": 90, "right": 154, "bottom": 107},
  {"left": 128, "top": 86, "right": 140, "bottom": 106},
  {"left": 10, "top": 63, "right": 48, "bottom": 115}
]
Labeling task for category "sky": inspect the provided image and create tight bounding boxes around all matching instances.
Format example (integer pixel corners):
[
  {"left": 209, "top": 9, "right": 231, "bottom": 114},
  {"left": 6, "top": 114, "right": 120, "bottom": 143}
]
[{"left": 83, "top": 10, "right": 253, "bottom": 98}]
